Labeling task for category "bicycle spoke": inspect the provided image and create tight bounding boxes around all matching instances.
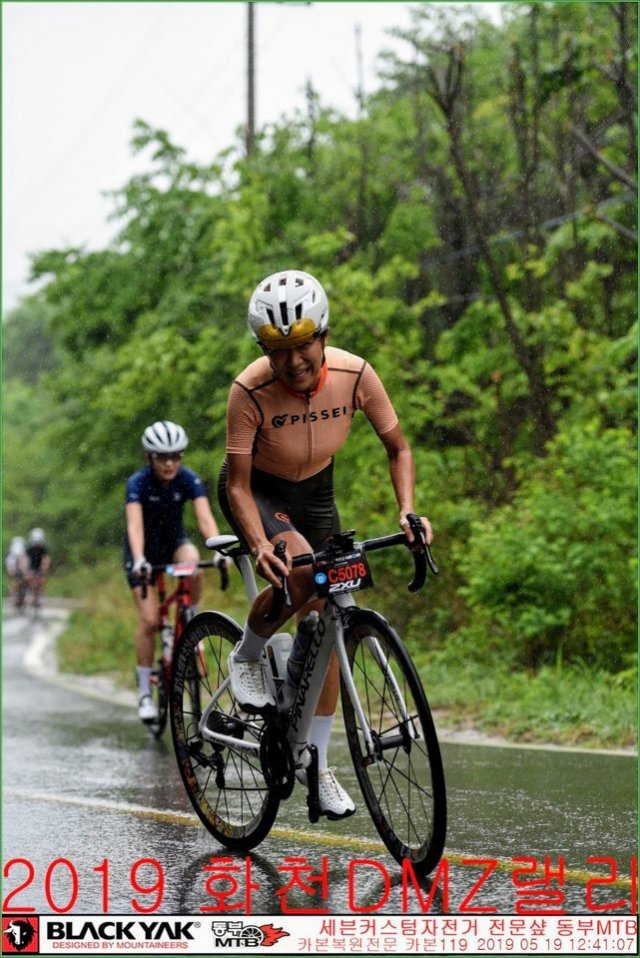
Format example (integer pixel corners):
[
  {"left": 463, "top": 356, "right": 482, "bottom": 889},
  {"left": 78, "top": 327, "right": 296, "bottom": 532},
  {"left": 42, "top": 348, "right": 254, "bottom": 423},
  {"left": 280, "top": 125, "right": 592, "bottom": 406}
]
[
  {"left": 342, "top": 611, "right": 446, "bottom": 875},
  {"left": 171, "top": 612, "right": 279, "bottom": 849}
]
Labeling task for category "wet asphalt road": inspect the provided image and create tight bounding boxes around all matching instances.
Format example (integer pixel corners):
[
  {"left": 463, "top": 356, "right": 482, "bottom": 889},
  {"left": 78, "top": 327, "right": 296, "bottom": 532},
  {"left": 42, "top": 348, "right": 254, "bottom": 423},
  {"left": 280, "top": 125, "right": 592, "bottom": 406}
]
[{"left": 2, "top": 608, "right": 637, "bottom": 916}]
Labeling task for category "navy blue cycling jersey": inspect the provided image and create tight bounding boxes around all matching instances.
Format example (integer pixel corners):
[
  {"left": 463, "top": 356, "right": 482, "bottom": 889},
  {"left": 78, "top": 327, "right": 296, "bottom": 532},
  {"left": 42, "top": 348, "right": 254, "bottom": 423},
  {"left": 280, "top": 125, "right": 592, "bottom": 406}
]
[
  {"left": 26, "top": 543, "right": 49, "bottom": 572},
  {"left": 124, "top": 465, "right": 206, "bottom": 563}
]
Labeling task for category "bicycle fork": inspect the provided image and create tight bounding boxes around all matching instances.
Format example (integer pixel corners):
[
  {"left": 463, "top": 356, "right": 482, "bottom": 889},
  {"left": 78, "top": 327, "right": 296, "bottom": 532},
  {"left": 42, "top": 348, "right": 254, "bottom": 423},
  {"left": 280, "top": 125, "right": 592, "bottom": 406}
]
[{"left": 335, "top": 614, "right": 421, "bottom": 763}]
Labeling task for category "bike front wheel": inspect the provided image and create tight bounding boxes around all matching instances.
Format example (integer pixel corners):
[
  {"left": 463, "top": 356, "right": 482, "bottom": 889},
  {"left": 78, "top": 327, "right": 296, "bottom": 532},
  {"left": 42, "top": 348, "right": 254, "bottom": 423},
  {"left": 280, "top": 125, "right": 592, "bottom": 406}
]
[
  {"left": 341, "top": 609, "right": 447, "bottom": 876},
  {"left": 170, "top": 611, "right": 280, "bottom": 850}
]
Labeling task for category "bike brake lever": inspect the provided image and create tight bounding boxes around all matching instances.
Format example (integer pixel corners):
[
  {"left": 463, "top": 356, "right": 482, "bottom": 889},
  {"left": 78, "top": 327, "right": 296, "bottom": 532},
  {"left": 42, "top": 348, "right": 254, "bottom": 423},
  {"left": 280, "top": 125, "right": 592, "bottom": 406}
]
[
  {"left": 425, "top": 542, "right": 439, "bottom": 576},
  {"left": 264, "top": 540, "right": 291, "bottom": 623},
  {"left": 405, "top": 513, "right": 439, "bottom": 592}
]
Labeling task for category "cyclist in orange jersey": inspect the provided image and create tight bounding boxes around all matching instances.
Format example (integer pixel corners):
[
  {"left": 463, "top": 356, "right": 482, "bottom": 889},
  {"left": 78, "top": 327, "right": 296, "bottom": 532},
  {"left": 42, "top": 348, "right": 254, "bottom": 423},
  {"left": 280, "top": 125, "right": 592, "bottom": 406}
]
[{"left": 218, "top": 269, "right": 433, "bottom": 819}]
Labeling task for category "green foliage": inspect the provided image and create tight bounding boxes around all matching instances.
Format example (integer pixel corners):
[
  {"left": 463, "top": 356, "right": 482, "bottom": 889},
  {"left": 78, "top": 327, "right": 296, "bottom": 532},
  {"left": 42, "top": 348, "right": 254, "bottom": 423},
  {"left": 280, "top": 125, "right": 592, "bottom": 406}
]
[
  {"left": 3, "top": 2, "right": 636, "bottom": 714},
  {"left": 3, "top": 298, "right": 57, "bottom": 380},
  {"left": 455, "top": 424, "right": 637, "bottom": 669}
]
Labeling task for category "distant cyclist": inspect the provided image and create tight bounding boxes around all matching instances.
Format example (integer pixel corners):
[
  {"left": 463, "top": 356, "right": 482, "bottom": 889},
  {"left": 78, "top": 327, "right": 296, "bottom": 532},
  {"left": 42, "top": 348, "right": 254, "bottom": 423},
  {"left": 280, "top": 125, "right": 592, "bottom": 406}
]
[
  {"left": 125, "top": 420, "right": 228, "bottom": 724},
  {"left": 5, "top": 536, "right": 28, "bottom": 611},
  {"left": 25, "top": 528, "right": 51, "bottom": 610},
  {"left": 218, "top": 269, "right": 433, "bottom": 820}
]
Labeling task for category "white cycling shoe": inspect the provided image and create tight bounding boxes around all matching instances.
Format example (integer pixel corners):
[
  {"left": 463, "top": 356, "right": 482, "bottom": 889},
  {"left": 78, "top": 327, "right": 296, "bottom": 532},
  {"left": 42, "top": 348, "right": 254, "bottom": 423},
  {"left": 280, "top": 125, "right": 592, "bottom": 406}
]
[
  {"left": 227, "top": 645, "right": 275, "bottom": 711},
  {"left": 138, "top": 694, "right": 158, "bottom": 723},
  {"left": 298, "top": 766, "right": 356, "bottom": 820}
]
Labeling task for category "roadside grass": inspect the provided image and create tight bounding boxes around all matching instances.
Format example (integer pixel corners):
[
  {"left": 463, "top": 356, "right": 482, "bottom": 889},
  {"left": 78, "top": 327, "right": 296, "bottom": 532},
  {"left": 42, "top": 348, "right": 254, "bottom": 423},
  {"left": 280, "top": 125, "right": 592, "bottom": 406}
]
[
  {"left": 412, "top": 647, "right": 637, "bottom": 751},
  {"left": 53, "top": 559, "right": 637, "bottom": 751}
]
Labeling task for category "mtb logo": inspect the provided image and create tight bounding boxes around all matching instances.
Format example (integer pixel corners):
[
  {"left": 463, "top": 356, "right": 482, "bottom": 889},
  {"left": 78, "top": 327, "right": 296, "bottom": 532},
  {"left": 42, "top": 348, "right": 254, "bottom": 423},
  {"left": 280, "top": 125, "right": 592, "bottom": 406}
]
[
  {"left": 3, "top": 917, "right": 38, "bottom": 954},
  {"left": 211, "top": 921, "right": 289, "bottom": 947}
]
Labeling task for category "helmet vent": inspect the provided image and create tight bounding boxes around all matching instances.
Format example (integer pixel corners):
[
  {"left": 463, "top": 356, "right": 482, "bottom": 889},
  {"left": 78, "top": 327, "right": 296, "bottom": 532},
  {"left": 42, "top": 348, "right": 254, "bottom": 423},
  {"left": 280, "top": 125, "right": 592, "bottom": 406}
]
[
  {"left": 295, "top": 303, "right": 302, "bottom": 319},
  {"left": 266, "top": 307, "right": 275, "bottom": 323},
  {"left": 279, "top": 300, "right": 289, "bottom": 327}
]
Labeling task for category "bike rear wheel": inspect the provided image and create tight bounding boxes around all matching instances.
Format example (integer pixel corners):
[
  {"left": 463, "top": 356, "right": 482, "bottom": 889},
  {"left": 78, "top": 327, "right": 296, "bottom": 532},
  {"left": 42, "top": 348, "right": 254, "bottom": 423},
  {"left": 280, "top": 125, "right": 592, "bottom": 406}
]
[
  {"left": 170, "top": 611, "right": 280, "bottom": 850},
  {"left": 341, "top": 609, "right": 446, "bottom": 876}
]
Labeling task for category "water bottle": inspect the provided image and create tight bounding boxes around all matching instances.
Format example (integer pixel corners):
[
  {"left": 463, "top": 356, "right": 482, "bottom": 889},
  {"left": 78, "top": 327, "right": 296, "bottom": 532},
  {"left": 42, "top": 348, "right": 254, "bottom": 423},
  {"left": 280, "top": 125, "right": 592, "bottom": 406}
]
[
  {"left": 161, "top": 623, "right": 174, "bottom": 663},
  {"left": 285, "top": 611, "right": 320, "bottom": 692}
]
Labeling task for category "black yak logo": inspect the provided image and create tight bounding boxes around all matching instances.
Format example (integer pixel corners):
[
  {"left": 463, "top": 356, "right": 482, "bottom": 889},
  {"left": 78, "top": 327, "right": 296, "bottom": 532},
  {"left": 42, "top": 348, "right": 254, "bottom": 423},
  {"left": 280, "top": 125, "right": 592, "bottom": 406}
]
[{"left": 3, "top": 918, "right": 37, "bottom": 952}]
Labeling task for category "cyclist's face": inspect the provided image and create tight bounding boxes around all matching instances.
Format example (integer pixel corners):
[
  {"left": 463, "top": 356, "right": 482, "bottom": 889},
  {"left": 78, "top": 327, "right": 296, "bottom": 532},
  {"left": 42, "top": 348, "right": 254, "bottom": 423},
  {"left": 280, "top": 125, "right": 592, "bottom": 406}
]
[
  {"left": 267, "top": 333, "right": 327, "bottom": 392},
  {"left": 149, "top": 452, "right": 183, "bottom": 481}
]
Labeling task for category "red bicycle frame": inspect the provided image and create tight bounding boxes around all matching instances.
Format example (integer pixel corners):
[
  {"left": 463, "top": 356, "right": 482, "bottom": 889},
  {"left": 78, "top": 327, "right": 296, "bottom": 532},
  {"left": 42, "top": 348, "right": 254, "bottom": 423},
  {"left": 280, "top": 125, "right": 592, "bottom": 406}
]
[
  {"left": 156, "top": 563, "right": 197, "bottom": 651},
  {"left": 150, "top": 558, "right": 224, "bottom": 672}
]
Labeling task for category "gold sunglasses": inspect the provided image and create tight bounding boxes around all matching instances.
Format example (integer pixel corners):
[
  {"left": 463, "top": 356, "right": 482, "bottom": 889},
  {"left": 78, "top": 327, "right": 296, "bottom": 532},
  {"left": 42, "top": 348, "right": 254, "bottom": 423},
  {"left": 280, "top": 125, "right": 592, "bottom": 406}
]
[{"left": 256, "top": 317, "right": 319, "bottom": 351}]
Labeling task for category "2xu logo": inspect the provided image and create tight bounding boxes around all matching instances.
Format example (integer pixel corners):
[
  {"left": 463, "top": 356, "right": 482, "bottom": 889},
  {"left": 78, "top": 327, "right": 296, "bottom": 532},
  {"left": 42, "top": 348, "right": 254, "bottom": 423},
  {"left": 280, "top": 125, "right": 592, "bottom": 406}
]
[
  {"left": 2, "top": 917, "right": 39, "bottom": 954},
  {"left": 211, "top": 921, "right": 289, "bottom": 948}
]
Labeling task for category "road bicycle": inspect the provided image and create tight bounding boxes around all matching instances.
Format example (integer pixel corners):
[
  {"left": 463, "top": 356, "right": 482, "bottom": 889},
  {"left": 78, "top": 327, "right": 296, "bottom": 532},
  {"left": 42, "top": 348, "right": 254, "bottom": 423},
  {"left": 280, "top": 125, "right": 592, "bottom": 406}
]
[
  {"left": 141, "top": 559, "right": 228, "bottom": 739},
  {"left": 170, "top": 517, "right": 446, "bottom": 876}
]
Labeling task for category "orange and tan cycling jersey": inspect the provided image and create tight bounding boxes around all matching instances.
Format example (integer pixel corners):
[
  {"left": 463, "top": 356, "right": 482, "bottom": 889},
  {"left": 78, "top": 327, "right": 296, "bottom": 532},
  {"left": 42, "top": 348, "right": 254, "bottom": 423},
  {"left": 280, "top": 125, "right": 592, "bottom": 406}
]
[{"left": 226, "top": 346, "right": 399, "bottom": 482}]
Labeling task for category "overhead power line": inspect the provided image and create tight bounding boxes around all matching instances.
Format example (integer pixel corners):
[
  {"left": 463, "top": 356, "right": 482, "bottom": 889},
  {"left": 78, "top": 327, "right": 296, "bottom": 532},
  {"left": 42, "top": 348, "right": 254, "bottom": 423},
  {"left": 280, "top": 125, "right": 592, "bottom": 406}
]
[{"left": 421, "top": 192, "right": 637, "bottom": 268}]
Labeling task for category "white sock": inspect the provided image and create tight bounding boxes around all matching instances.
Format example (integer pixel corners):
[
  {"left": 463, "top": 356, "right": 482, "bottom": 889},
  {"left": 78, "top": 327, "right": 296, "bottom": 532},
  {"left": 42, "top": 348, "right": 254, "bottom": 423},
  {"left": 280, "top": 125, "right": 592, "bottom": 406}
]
[
  {"left": 234, "top": 621, "right": 267, "bottom": 661},
  {"left": 309, "top": 713, "right": 335, "bottom": 771},
  {"left": 137, "top": 666, "right": 152, "bottom": 698}
]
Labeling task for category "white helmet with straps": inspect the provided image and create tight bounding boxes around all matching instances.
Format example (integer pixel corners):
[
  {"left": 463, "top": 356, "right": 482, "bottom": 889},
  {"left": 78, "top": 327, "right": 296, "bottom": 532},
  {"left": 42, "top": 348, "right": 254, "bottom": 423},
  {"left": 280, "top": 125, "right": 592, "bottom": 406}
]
[
  {"left": 141, "top": 421, "right": 188, "bottom": 454},
  {"left": 248, "top": 270, "right": 329, "bottom": 350},
  {"left": 28, "top": 528, "right": 45, "bottom": 545}
]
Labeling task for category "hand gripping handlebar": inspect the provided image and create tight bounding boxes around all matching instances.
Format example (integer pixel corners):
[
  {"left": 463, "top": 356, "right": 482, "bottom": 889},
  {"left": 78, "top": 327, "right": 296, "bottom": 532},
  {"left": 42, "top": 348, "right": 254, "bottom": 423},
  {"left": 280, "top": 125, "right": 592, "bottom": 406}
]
[
  {"left": 264, "top": 515, "right": 438, "bottom": 622},
  {"left": 136, "top": 558, "right": 229, "bottom": 600},
  {"left": 264, "top": 540, "right": 292, "bottom": 623}
]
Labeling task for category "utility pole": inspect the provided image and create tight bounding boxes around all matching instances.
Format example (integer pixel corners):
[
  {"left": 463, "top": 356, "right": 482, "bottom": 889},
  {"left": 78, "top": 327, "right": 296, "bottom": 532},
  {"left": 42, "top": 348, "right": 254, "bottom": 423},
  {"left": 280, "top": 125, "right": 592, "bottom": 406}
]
[
  {"left": 245, "top": 2, "right": 313, "bottom": 158},
  {"left": 246, "top": 2, "right": 256, "bottom": 157}
]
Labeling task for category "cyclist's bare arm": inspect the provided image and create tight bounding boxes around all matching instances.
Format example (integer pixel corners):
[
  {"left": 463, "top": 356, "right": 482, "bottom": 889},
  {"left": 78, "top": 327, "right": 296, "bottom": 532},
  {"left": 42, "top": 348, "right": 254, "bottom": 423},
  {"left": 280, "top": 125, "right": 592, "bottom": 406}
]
[
  {"left": 379, "top": 423, "right": 433, "bottom": 546},
  {"left": 225, "top": 453, "right": 290, "bottom": 587},
  {"left": 192, "top": 496, "right": 222, "bottom": 541},
  {"left": 126, "top": 501, "right": 146, "bottom": 562}
]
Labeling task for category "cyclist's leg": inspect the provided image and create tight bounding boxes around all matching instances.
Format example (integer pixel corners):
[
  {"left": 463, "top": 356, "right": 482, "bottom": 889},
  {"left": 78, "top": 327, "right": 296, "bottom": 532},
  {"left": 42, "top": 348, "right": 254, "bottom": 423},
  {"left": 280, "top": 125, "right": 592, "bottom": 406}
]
[
  {"left": 131, "top": 585, "right": 159, "bottom": 667},
  {"left": 218, "top": 463, "right": 319, "bottom": 642},
  {"left": 10, "top": 574, "right": 19, "bottom": 608},
  {"left": 27, "top": 573, "right": 41, "bottom": 610},
  {"left": 245, "top": 529, "right": 317, "bottom": 635},
  {"left": 129, "top": 576, "right": 160, "bottom": 707},
  {"left": 219, "top": 461, "right": 353, "bottom": 808}
]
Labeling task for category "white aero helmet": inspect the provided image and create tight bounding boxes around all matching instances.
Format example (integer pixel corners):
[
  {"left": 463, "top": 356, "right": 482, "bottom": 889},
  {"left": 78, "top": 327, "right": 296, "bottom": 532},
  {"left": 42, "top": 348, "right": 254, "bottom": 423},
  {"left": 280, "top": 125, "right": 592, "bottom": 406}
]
[
  {"left": 142, "top": 420, "right": 188, "bottom": 454},
  {"left": 248, "top": 270, "right": 329, "bottom": 350},
  {"left": 28, "top": 528, "right": 45, "bottom": 545}
]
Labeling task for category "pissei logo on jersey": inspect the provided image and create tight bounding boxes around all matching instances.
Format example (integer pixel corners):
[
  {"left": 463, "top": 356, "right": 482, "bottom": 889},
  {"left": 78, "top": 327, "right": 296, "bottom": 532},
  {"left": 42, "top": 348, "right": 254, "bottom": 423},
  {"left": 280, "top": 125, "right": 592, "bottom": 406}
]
[{"left": 271, "top": 406, "right": 352, "bottom": 428}]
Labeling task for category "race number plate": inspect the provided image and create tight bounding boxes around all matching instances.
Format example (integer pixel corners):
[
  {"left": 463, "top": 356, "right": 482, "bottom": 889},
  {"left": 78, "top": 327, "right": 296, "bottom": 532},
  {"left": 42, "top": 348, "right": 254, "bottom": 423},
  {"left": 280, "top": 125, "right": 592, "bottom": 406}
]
[{"left": 313, "top": 544, "right": 374, "bottom": 597}]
